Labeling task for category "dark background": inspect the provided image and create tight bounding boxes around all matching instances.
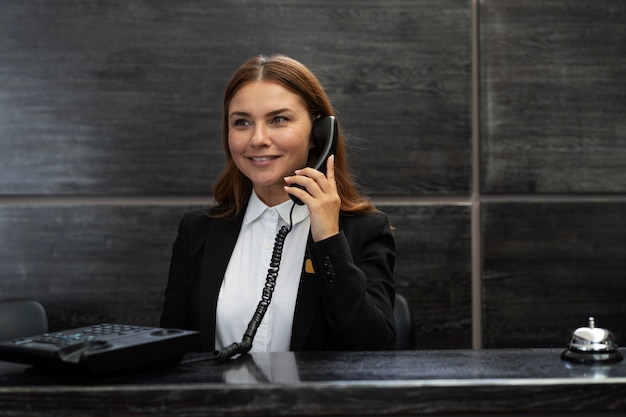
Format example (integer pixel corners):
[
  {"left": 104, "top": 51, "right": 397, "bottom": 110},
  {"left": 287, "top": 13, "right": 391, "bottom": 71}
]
[{"left": 1, "top": 0, "right": 624, "bottom": 349}]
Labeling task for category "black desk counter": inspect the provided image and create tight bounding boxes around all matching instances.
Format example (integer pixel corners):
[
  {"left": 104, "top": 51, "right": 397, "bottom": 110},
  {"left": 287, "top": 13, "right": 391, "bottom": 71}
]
[{"left": 1, "top": 349, "right": 626, "bottom": 416}]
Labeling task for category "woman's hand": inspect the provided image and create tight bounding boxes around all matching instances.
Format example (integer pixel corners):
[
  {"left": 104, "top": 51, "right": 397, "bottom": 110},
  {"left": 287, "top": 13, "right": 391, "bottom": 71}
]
[{"left": 284, "top": 155, "right": 341, "bottom": 242}]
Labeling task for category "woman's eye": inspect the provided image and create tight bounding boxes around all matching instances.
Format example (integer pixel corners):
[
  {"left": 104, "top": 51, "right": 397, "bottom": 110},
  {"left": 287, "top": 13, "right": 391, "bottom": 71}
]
[
  {"left": 233, "top": 119, "right": 250, "bottom": 127},
  {"left": 270, "top": 116, "right": 288, "bottom": 125}
]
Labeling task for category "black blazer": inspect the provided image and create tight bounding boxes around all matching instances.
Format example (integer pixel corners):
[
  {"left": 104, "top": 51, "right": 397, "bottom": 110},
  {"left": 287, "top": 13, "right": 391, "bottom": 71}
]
[{"left": 160, "top": 206, "right": 396, "bottom": 352}]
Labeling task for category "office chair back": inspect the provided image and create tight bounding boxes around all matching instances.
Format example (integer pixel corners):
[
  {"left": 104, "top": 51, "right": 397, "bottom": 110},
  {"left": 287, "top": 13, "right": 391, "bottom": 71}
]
[
  {"left": 0, "top": 300, "right": 48, "bottom": 341},
  {"left": 394, "top": 293, "right": 413, "bottom": 350}
]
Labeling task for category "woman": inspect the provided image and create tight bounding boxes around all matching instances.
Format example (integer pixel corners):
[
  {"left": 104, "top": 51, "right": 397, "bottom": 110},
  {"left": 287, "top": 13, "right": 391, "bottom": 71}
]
[{"left": 160, "top": 54, "right": 396, "bottom": 356}]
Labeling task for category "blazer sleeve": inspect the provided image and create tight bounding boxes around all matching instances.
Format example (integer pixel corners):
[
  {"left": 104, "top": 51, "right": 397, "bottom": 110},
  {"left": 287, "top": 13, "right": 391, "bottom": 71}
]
[
  {"left": 160, "top": 208, "right": 210, "bottom": 331},
  {"left": 307, "top": 211, "right": 396, "bottom": 350}
]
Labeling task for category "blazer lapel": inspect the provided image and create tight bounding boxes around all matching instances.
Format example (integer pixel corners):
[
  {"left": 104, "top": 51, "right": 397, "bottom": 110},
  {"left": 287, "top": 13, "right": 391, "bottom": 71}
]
[
  {"left": 197, "top": 212, "right": 245, "bottom": 351},
  {"left": 195, "top": 208, "right": 320, "bottom": 352}
]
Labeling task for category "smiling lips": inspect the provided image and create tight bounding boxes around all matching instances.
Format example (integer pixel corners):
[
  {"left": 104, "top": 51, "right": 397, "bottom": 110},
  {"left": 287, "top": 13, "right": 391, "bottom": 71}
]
[{"left": 248, "top": 155, "right": 280, "bottom": 166}]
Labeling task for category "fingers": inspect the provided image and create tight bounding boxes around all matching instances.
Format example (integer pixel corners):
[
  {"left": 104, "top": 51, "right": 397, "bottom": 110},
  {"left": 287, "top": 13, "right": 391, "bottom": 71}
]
[
  {"left": 284, "top": 155, "right": 340, "bottom": 241},
  {"left": 284, "top": 155, "right": 335, "bottom": 200},
  {"left": 325, "top": 154, "right": 336, "bottom": 185}
]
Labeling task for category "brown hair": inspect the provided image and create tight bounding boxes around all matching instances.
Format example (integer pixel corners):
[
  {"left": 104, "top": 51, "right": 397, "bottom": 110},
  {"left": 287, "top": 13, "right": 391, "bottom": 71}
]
[{"left": 212, "top": 54, "right": 376, "bottom": 218}]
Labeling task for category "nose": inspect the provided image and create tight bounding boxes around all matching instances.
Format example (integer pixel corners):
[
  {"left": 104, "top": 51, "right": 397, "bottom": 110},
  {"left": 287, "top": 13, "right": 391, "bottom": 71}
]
[{"left": 250, "top": 124, "right": 270, "bottom": 147}]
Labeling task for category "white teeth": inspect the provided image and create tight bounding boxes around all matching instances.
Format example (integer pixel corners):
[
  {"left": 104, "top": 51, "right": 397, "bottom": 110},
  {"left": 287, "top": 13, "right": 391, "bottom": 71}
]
[{"left": 251, "top": 157, "right": 273, "bottom": 162}]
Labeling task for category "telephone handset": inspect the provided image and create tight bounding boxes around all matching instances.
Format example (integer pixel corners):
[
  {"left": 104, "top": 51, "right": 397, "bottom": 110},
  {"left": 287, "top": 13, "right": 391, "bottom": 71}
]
[{"left": 289, "top": 115, "right": 338, "bottom": 205}]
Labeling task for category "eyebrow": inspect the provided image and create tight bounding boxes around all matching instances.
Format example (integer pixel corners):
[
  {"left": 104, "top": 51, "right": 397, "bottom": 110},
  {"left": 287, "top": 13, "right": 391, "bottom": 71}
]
[{"left": 229, "top": 108, "right": 293, "bottom": 119}]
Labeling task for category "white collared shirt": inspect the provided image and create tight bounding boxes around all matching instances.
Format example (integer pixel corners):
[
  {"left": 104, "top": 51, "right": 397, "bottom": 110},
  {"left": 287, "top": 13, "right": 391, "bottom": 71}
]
[{"left": 215, "top": 192, "right": 310, "bottom": 352}]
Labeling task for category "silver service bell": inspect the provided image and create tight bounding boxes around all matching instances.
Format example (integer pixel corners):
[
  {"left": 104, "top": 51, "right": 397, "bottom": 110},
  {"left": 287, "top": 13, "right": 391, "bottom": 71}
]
[{"left": 561, "top": 317, "right": 623, "bottom": 364}]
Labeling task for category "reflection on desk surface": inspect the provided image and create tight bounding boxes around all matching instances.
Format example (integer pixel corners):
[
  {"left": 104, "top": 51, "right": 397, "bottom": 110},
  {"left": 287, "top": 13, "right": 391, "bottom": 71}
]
[{"left": 1, "top": 348, "right": 625, "bottom": 387}]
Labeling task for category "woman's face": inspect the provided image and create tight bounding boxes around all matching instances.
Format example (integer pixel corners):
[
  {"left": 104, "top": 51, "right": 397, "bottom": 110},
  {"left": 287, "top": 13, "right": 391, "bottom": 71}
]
[{"left": 228, "top": 81, "right": 313, "bottom": 205}]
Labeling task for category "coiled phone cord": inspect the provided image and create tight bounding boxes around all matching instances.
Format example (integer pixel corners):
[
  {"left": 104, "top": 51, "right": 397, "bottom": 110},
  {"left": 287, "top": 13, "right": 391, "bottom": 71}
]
[{"left": 212, "top": 201, "right": 297, "bottom": 362}]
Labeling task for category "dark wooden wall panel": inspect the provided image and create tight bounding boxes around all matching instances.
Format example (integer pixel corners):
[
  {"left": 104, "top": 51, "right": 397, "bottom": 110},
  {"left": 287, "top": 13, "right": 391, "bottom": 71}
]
[
  {"left": 383, "top": 204, "right": 472, "bottom": 349},
  {"left": 483, "top": 202, "right": 626, "bottom": 348},
  {"left": 479, "top": 0, "right": 626, "bottom": 193},
  {"left": 0, "top": 205, "right": 201, "bottom": 330},
  {"left": 0, "top": 0, "right": 471, "bottom": 197}
]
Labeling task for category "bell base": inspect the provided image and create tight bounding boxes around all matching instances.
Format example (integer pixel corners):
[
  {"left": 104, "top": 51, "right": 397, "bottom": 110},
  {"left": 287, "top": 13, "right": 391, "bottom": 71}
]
[{"left": 561, "top": 349, "right": 623, "bottom": 364}]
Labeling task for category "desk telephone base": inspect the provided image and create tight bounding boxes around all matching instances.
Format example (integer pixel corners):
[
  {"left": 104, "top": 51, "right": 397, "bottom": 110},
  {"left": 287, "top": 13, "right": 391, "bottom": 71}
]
[{"left": 0, "top": 324, "right": 199, "bottom": 374}]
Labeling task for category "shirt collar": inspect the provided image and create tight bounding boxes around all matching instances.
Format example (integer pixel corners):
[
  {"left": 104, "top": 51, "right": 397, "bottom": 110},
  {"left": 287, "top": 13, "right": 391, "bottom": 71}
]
[{"left": 245, "top": 191, "right": 310, "bottom": 226}]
